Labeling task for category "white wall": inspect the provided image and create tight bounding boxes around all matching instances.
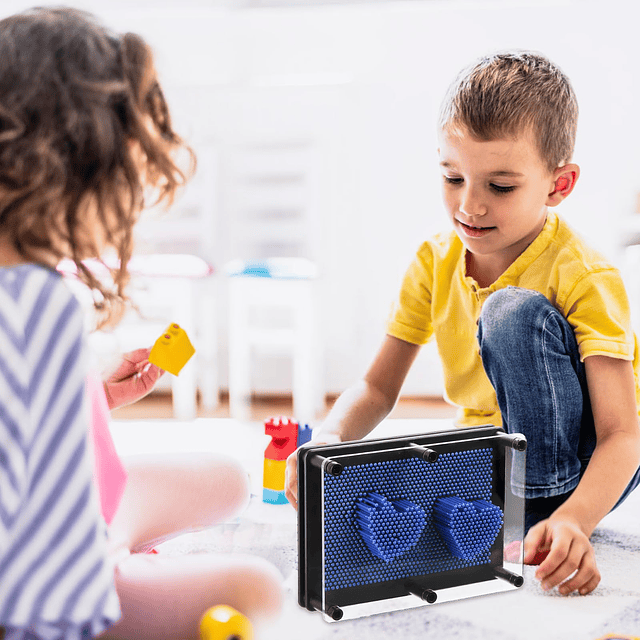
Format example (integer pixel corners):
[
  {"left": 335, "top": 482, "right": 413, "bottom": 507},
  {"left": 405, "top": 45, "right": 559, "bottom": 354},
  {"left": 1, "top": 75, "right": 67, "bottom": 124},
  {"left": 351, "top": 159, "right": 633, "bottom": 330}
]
[{"left": 5, "top": 0, "right": 639, "bottom": 397}]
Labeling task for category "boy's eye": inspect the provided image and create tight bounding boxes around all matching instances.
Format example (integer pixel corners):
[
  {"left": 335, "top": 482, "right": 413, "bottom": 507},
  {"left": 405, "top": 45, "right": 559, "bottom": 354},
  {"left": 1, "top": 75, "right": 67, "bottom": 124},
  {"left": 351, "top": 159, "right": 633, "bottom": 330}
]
[
  {"left": 443, "top": 176, "right": 515, "bottom": 194},
  {"left": 490, "top": 184, "right": 516, "bottom": 194}
]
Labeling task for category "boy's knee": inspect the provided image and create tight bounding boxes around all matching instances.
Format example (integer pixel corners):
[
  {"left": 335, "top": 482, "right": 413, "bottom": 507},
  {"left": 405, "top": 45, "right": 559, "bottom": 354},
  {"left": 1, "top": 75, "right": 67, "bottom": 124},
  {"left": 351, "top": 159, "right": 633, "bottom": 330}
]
[{"left": 478, "top": 287, "right": 551, "bottom": 348}]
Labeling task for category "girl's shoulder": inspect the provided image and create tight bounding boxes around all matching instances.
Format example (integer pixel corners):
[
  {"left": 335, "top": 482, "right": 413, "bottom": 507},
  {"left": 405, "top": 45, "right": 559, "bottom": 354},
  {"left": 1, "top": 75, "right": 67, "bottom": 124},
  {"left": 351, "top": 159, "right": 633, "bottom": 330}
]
[
  {"left": 0, "top": 262, "right": 75, "bottom": 299},
  {"left": 0, "top": 263, "right": 82, "bottom": 339}
]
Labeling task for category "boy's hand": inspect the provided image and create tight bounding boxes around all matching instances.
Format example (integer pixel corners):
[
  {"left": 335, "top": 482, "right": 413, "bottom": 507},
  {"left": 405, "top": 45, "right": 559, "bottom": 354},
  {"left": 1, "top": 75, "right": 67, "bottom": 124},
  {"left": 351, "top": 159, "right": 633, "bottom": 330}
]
[
  {"left": 103, "top": 348, "right": 164, "bottom": 410},
  {"left": 284, "top": 448, "right": 301, "bottom": 510},
  {"left": 524, "top": 515, "right": 600, "bottom": 595},
  {"left": 285, "top": 433, "right": 342, "bottom": 510}
]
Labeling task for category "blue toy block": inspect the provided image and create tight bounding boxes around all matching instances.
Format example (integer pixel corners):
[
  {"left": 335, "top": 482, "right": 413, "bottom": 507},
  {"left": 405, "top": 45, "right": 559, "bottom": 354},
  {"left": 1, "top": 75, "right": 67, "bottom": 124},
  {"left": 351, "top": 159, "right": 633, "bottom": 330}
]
[
  {"left": 297, "top": 423, "right": 312, "bottom": 448},
  {"left": 433, "top": 496, "right": 504, "bottom": 560},
  {"left": 263, "top": 488, "right": 288, "bottom": 505}
]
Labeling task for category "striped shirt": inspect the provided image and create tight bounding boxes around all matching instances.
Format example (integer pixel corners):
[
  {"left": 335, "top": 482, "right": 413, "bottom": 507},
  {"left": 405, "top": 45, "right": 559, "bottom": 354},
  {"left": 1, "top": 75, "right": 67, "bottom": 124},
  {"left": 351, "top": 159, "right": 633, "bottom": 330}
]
[{"left": 0, "top": 264, "right": 120, "bottom": 639}]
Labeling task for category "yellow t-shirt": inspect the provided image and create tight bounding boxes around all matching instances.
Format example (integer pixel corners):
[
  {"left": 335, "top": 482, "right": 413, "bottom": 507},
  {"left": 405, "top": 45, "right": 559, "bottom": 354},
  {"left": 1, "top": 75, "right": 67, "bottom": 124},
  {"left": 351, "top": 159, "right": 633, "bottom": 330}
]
[{"left": 387, "top": 211, "right": 640, "bottom": 427}]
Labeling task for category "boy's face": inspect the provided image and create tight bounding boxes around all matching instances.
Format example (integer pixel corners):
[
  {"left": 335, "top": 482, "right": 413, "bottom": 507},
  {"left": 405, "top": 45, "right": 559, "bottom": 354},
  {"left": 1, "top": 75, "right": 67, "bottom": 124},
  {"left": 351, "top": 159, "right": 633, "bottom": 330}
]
[{"left": 438, "top": 127, "right": 559, "bottom": 278}]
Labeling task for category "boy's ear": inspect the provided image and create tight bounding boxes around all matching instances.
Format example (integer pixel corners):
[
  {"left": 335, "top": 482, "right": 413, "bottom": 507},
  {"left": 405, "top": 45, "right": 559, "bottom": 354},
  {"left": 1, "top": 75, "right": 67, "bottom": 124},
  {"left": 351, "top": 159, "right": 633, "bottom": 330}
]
[{"left": 546, "top": 164, "right": 580, "bottom": 206}]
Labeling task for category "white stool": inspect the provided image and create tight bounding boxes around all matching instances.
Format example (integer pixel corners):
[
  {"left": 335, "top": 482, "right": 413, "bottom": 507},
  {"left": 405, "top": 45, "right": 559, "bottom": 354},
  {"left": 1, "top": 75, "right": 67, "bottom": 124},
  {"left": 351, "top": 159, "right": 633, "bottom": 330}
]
[{"left": 226, "top": 258, "right": 323, "bottom": 422}]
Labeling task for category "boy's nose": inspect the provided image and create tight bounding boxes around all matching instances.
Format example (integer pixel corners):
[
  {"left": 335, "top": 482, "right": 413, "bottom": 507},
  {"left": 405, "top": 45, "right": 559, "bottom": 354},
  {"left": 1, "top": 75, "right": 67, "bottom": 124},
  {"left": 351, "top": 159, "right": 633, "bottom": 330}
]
[{"left": 459, "top": 187, "right": 487, "bottom": 217}]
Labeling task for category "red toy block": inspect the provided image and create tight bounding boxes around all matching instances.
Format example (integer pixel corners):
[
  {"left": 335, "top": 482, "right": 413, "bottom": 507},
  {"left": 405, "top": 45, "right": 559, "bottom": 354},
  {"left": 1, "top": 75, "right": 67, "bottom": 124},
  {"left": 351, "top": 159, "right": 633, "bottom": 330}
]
[
  {"left": 507, "top": 540, "right": 550, "bottom": 566},
  {"left": 264, "top": 417, "right": 299, "bottom": 461}
]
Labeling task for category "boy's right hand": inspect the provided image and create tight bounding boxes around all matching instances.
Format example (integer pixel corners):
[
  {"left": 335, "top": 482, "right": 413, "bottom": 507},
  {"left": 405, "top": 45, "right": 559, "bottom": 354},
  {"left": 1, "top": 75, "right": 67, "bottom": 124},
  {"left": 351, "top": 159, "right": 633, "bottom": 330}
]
[
  {"left": 524, "top": 514, "right": 600, "bottom": 595},
  {"left": 285, "top": 434, "right": 341, "bottom": 510}
]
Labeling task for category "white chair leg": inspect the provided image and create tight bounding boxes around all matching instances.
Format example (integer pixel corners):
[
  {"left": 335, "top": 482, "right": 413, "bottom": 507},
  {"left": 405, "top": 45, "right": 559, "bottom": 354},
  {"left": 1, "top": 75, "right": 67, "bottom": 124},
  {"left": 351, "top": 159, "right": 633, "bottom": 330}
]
[
  {"left": 171, "top": 359, "right": 197, "bottom": 420},
  {"left": 198, "top": 279, "right": 219, "bottom": 411},
  {"left": 168, "top": 278, "right": 198, "bottom": 420},
  {"left": 228, "top": 280, "right": 252, "bottom": 421}
]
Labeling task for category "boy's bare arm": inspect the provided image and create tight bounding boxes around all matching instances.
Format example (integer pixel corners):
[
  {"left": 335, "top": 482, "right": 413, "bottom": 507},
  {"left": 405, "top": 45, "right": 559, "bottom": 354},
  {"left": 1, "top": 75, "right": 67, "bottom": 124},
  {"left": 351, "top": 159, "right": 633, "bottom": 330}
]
[
  {"left": 317, "top": 335, "right": 422, "bottom": 442},
  {"left": 559, "top": 355, "right": 640, "bottom": 533},
  {"left": 526, "top": 355, "right": 640, "bottom": 595},
  {"left": 285, "top": 335, "right": 421, "bottom": 508}
]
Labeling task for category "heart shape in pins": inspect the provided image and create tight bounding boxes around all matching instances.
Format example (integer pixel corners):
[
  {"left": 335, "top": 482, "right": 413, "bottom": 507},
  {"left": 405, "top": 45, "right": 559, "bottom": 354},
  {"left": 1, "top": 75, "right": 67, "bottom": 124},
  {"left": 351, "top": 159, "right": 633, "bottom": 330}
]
[
  {"left": 354, "top": 492, "right": 426, "bottom": 563},
  {"left": 433, "top": 496, "right": 504, "bottom": 560}
]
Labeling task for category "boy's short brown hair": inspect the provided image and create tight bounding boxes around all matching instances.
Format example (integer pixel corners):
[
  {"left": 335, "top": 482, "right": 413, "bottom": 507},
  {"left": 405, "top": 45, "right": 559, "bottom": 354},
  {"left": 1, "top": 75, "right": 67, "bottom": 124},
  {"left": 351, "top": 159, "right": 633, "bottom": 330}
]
[{"left": 439, "top": 50, "right": 578, "bottom": 173}]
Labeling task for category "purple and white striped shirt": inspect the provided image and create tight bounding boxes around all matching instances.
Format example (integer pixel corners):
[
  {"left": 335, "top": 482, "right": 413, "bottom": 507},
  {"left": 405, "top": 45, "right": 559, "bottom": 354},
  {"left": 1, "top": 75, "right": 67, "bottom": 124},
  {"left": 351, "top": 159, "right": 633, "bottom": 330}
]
[{"left": 0, "top": 264, "right": 120, "bottom": 640}]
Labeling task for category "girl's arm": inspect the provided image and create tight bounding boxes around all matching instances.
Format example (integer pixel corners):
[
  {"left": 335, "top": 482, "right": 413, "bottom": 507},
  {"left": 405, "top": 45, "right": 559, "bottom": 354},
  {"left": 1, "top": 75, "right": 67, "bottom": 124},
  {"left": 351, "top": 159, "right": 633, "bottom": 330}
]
[
  {"left": 525, "top": 355, "right": 640, "bottom": 595},
  {"left": 285, "top": 335, "right": 421, "bottom": 508}
]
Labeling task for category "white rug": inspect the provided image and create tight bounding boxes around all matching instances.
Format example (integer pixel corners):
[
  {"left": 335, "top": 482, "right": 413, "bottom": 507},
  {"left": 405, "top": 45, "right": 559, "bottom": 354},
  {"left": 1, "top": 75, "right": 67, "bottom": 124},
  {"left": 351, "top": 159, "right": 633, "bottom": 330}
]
[{"left": 111, "top": 418, "right": 640, "bottom": 640}]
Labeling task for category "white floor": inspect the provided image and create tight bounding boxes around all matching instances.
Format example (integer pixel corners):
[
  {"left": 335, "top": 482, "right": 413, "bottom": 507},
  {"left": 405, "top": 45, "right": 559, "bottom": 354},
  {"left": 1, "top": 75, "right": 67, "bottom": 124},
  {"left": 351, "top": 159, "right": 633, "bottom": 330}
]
[
  {"left": 109, "top": 417, "right": 640, "bottom": 640},
  {"left": 108, "top": 417, "right": 459, "bottom": 639}
]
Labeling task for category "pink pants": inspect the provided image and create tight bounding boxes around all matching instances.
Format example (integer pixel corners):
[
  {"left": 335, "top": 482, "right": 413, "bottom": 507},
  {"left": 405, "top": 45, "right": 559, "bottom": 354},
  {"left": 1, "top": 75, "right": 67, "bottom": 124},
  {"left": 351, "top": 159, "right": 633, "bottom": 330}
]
[{"left": 99, "top": 453, "right": 283, "bottom": 640}]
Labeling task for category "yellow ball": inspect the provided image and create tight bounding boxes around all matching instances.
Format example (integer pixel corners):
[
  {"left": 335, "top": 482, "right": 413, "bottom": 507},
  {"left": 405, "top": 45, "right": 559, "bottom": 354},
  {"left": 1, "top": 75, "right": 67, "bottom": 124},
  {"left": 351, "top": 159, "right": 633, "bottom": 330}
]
[{"left": 199, "top": 605, "right": 254, "bottom": 640}]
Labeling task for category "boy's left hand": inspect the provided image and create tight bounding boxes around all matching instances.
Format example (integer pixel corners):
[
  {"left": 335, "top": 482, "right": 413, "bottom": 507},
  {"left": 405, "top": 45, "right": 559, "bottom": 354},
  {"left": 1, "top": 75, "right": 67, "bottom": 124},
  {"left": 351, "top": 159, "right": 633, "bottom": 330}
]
[
  {"left": 103, "top": 348, "right": 164, "bottom": 410},
  {"left": 524, "top": 515, "right": 601, "bottom": 595}
]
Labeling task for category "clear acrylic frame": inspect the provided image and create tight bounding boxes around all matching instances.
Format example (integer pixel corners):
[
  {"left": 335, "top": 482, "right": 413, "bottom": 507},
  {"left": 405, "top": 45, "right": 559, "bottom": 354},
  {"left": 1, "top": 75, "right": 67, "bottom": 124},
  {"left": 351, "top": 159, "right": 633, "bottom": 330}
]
[{"left": 298, "top": 425, "right": 526, "bottom": 622}]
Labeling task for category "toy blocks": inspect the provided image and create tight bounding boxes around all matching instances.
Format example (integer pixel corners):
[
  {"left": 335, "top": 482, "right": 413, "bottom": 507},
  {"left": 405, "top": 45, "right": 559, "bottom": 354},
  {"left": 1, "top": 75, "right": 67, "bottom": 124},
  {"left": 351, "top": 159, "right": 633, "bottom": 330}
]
[
  {"left": 263, "top": 458, "right": 287, "bottom": 491},
  {"left": 199, "top": 605, "right": 254, "bottom": 640},
  {"left": 148, "top": 323, "right": 195, "bottom": 376},
  {"left": 297, "top": 422, "right": 312, "bottom": 447},
  {"left": 263, "top": 417, "right": 312, "bottom": 505},
  {"left": 264, "top": 417, "right": 299, "bottom": 460},
  {"left": 298, "top": 425, "right": 527, "bottom": 621}
]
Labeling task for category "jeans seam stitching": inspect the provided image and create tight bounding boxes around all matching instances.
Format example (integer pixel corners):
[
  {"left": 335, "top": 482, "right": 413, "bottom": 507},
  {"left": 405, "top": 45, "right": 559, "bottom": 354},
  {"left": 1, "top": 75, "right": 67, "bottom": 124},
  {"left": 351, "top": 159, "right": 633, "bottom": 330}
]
[{"left": 541, "top": 311, "right": 559, "bottom": 485}]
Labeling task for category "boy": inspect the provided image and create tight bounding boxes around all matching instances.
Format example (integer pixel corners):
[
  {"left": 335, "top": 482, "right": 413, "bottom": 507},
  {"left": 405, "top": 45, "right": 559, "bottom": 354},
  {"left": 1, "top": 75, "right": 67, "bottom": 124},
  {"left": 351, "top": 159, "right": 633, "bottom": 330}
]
[{"left": 285, "top": 51, "right": 640, "bottom": 596}]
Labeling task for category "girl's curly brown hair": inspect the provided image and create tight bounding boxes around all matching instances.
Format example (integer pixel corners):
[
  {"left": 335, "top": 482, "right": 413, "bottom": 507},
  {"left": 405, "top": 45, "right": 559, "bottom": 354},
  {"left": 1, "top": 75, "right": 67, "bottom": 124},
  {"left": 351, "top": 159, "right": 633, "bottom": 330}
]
[{"left": 0, "top": 6, "right": 194, "bottom": 327}]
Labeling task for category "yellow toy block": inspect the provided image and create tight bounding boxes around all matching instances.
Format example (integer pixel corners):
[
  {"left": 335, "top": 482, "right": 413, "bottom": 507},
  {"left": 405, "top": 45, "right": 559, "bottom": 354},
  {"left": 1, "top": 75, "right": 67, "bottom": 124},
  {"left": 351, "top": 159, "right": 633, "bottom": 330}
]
[
  {"left": 148, "top": 323, "right": 195, "bottom": 376},
  {"left": 263, "top": 458, "right": 286, "bottom": 492},
  {"left": 200, "top": 605, "right": 253, "bottom": 640}
]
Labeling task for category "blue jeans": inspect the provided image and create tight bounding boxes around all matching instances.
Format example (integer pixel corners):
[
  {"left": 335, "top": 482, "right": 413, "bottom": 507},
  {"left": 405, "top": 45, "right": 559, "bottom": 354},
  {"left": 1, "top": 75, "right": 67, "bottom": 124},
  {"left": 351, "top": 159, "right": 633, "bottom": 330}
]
[{"left": 477, "top": 287, "right": 640, "bottom": 531}]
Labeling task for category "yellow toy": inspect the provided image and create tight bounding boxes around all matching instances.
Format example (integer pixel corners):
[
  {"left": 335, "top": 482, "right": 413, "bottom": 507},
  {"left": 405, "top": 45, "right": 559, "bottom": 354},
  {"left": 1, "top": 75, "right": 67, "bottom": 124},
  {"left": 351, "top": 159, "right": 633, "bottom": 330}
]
[
  {"left": 148, "top": 323, "right": 195, "bottom": 376},
  {"left": 199, "top": 605, "right": 254, "bottom": 640},
  {"left": 263, "top": 458, "right": 287, "bottom": 492}
]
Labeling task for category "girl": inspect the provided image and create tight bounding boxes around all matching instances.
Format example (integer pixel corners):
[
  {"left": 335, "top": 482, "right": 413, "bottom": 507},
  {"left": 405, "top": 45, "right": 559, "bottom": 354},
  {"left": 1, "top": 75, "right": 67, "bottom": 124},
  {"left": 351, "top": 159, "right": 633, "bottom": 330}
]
[{"left": 0, "top": 7, "right": 282, "bottom": 640}]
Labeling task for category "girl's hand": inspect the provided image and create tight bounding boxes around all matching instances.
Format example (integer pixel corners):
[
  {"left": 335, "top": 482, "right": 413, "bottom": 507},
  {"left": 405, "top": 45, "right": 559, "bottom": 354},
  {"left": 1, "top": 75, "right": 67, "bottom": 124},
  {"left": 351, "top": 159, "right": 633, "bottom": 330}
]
[
  {"left": 524, "top": 515, "right": 600, "bottom": 595},
  {"left": 103, "top": 348, "right": 164, "bottom": 410}
]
